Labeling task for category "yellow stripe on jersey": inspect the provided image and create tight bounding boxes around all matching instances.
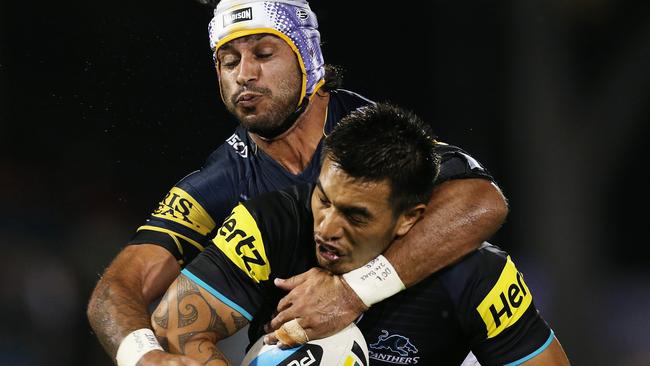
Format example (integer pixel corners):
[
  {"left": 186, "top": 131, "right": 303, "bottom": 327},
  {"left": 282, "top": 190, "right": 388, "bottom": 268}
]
[
  {"left": 136, "top": 225, "right": 206, "bottom": 253},
  {"left": 212, "top": 204, "right": 270, "bottom": 283},
  {"left": 151, "top": 187, "right": 216, "bottom": 236},
  {"left": 476, "top": 256, "right": 532, "bottom": 339}
]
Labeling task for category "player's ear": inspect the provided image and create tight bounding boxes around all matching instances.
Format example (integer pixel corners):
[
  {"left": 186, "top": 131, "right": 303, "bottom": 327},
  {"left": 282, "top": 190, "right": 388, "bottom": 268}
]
[{"left": 394, "top": 203, "right": 426, "bottom": 237}]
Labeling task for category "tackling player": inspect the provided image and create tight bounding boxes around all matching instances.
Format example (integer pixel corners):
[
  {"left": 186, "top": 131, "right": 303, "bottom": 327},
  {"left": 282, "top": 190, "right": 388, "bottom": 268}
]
[
  {"left": 152, "top": 103, "right": 570, "bottom": 365},
  {"left": 87, "top": 1, "right": 508, "bottom": 365}
]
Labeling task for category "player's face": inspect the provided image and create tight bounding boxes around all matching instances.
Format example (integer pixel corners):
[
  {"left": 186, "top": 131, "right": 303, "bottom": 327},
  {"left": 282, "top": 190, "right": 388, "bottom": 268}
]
[
  {"left": 311, "top": 157, "right": 419, "bottom": 274},
  {"left": 216, "top": 34, "right": 302, "bottom": 136}
]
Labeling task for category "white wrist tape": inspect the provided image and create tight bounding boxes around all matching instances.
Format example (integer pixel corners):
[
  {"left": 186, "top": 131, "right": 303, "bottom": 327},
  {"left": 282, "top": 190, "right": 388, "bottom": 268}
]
[
  {"left": 116, "top": 328, "right": 163, "bottom": 366},
  {"left": 342, "top": 255, "right": 405, "bottom": 308}
]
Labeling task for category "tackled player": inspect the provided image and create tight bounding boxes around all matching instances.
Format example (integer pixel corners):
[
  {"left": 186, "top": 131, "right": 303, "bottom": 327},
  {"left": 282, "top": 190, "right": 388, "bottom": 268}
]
[{"left": 151, "top": 103, "right": 570, "bottom": 366}]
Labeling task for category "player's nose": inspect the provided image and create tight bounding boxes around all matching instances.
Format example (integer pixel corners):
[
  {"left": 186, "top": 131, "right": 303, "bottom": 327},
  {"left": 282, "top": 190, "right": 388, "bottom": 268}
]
[{"left": 316, "top": 210, "right": 343, "bottom": 241}]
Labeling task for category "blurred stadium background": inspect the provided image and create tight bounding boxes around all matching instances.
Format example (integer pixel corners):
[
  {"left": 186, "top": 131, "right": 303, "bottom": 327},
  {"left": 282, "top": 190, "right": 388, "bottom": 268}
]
[{"left": 1, "top": 0, "right": 649, "bottom": 364}]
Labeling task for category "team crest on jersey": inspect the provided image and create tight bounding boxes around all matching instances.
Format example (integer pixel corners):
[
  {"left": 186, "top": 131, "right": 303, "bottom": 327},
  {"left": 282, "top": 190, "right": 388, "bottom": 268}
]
[
  {"left": 226, "top": 133, "right": 249, "bottom": 158},
  {"left": 368, "top": 330, "right": 420, "bottom": 365},
  {"left": 476, "top": 256, "right": 532, "bottom": 339},
  {"left": 213, "top": 204, "right": 270, "bottom": 282},
  {"left": 152, "top": 187, "right": 215, "bottom": 235}
]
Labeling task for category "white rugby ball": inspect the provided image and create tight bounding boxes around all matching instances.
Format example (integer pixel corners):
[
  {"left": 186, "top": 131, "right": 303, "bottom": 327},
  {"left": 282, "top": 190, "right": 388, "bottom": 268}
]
[{"left": 240, "top": 323, "right": 369, "bottom": 366}]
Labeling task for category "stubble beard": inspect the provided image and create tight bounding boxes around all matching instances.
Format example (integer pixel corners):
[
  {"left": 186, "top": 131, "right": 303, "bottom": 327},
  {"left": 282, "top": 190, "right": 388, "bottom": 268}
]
[{"left": 225, "top": 76, "right": 301, "bottom": 137}]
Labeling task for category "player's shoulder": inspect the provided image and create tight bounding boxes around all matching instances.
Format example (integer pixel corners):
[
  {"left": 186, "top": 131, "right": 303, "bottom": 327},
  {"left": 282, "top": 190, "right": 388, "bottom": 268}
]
[
  {"left": 324, "top": 89, "right": 374, "bottom": 134},
  {"left": 432, "top": 141, "right": 494, "bottom": 183},
  {"left": 439, "top": 242, "right": 510, "bottom": 299},
  {"left": 204, "top": 125, "right": 252, "bottom": 164},
  {"left": 242, "top": 183, "right": 313, "bottom": 223},
  {"left": 433, "top": 142, "right": 484, "bottom": 169},
  {"left": 180, "top": 125, "right": 251, "bottom": 191},
  {"left": 328, "top": 89, "right": 375, "bottom": 113}
]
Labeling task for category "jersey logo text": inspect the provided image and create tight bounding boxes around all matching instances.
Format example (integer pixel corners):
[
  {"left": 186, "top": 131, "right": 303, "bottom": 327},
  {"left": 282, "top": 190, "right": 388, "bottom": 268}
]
[
  {"left": 226, "top": 133, "right": 249, "bottom": 158},
  {"left": 476, "top": 256, "right": 532, "bottom": 338},
  {"left": 369, "top": 330, "right": 420, "bottom": 364},
  {"left": 213, "top": 204, "right": 270, "bottom": 282},
  {"left": 152, "top": 187, "right": 215, "bottom": 236}
]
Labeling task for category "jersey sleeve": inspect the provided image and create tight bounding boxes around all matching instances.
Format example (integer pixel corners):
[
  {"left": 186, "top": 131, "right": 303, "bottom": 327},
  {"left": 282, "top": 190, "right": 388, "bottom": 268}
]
[
  {"left": 440, "top": 243, "right": 554, "bottom": 366},
  {"left": 128, "top": 152, "right": 241, "bottom": 266},
  {"left": 434, "top": 142, "right": 495, "bottom": 184}
]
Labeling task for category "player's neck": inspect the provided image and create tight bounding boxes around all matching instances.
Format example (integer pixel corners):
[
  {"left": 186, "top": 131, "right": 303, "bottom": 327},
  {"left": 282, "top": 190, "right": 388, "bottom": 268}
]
[{"left": 250, "top": 91, "right": 330, "bottom": 175}]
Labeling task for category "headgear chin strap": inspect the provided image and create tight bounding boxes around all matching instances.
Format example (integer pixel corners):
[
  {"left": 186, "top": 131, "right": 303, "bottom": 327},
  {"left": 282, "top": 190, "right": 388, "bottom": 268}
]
[{"left": 209, "top": 0, "right": 325, "bottom": 109}]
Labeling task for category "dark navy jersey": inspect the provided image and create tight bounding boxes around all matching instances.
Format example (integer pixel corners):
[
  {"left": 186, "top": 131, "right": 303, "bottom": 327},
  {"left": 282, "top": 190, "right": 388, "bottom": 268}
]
[
  {"left": 129, "top": 89, "right": 495, "bottom": 266},
  {"left": 183, "top": 185, "right": 553, "bottom": 366}
]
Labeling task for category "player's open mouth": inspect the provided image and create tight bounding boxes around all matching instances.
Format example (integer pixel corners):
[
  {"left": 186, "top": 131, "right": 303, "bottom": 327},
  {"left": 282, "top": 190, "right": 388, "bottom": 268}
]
[
  {"left": 318, "top": 242, "right": 343, "bottom": 261},
  {"left": 236, "top": 93, "right": 262, "bottom": 107}
]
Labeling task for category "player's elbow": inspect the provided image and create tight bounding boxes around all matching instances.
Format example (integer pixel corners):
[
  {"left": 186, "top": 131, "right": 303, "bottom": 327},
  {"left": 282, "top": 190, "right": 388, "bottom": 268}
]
[
  {"left": 481, "top": 181, "right": 509, "bottom": 228},
  {"left": 87, "top": 270, "right": 113, "bottom": 332},
  {"left": 86, "top": 285, "right": 101, "bottom": 330},
  {"left": 467, "top": 180, "right": 509, "bottom": 233}
]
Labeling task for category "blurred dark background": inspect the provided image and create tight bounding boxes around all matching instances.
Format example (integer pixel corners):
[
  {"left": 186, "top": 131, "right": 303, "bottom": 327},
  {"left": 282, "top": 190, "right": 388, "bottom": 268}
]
[{"left": 1, "top": 0, "right": 649, "bottom": 365}]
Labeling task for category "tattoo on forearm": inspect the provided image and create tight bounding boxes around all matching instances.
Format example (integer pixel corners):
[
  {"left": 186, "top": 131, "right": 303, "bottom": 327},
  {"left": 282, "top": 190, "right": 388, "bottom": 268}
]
[
  {"left": 208, "top": 306, "right": 229, "bottom": 338},
  {"left": 177, "top": 274, "right": 201, "bottom": 300},
  {"left": 231, "top": 312, "right": 248, "bottom": 332},
  {"left": 178, "top": 303, "right": 199, "bottom": 328},
  {"left": 199, "top": 339, "right": 226, "bottom": 365},
  {"left": 173, "top": 275, "right": 233, "bottom": 356},
  {"left": 153, "top": 308, "right": 169, "bottom": 329},
  {"left": 88, "top": 277, "right": 151, "bottom": 357},
  {"left": 153, "top": 289, "right": 171, "bottom": 330},
  {"left": 178, "top": 331, "right": 200, "bottom": 354},
  {"left": 204, "top": 351, "right": 226, "bottom": 365},
  {"left": 177, "top": 276, "right": 201, "bottom": 328}
]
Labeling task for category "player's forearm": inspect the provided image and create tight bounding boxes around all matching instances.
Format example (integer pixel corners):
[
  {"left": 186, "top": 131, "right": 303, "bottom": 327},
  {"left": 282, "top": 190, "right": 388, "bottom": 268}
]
[
  {"left": 181, "top": 339, "right": 230, "bottom": 366},
  {"left": 88, "top": 268, "right": 152, "bottom": 358},
  {"left": 153, "top": 274, "right": 248, "bottom": 365},
  {"left": 384, "top": 178, "right": 508, "bottom": 287},
  {"left": 87, "top": 244, "right": 181, "bottom": 359}
]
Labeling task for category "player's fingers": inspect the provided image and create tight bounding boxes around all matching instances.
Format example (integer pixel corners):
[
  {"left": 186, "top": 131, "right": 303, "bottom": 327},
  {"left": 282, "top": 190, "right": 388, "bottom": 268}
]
[
  {"left": 273, "top": 319, "right": 308, "bottom": 349},
  {"left": 275, "top": 292, "right": 294, "bottom": 313},
  {"left": 269, "top": 307, "right": 295, "bottom": 331},
  {"left": 274, "top": 271, "right": 308, "bottom": 291},
  {"left": 263, "top": 332, "right": 278, "bottom": 345}
]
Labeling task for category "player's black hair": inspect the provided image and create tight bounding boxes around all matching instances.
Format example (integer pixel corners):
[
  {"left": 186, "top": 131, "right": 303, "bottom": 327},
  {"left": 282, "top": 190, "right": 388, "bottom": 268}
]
[{"left": 323, "top": 103, "right": 440, "bottom": 216}]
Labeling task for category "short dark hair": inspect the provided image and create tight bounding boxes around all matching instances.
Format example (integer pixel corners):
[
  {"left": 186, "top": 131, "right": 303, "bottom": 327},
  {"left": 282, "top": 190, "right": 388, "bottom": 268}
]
[{"left": 323, "top": 103, "right": 440, "bottom": 215}]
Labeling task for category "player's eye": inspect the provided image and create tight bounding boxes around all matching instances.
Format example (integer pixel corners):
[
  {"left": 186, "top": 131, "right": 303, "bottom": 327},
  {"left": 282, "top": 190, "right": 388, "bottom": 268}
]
[
  {"left": 345, "top": 214, "right": 366, "bottom": 226},
  {"left": 219, "top": 55, "right": 240, "bottom": 69},
  {"left": 318, "top": 195, "right": 330, "bottom": 207}
]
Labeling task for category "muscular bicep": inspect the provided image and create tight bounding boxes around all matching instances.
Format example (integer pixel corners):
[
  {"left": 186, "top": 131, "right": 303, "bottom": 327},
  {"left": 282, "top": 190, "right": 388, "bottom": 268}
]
[
  {"left": 152, "top": 274, "right": 249, "bottom": 356},
  {"left": 385, "top": 178, "right": 508, "bottom": 287}
]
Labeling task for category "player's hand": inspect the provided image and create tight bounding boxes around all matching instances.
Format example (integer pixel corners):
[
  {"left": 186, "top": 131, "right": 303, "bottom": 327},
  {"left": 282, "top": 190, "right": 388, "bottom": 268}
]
[
  {"left": 137, "top": 350, "right": 203, "bottom": 366},
  {"left": 264, "top": 267, "right": 368, "bottom": 345}
]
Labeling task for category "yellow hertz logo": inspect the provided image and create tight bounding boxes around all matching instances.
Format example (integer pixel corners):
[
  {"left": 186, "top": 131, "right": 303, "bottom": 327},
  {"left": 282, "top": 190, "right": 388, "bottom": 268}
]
[
  {"left": 477, "top": 256, "right": 532, "bottom": 339},
  {"left": 213, "top": 204, "right": 270, "bottom": 283},
  {"left": 152, "top": 187, "right": 216, "bottom": 236}
]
